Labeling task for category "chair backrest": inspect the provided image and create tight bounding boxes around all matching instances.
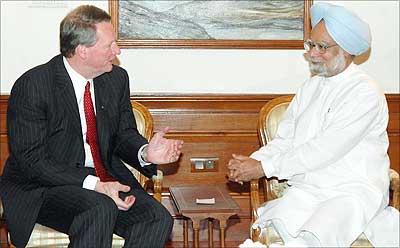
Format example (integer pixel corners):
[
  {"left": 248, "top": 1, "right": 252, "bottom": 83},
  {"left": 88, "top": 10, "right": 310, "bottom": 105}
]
[
  {"left": 258, "top": 95, "right": 293, "bottom": 146},
  {"left": 258, "top": 95, "right": 293, "bottom": 200},
  {"left": 250, "top": 95, "right": 294, "bottom": 224},
  {"left": 132, "top": 101, "right": 154, "bottom": 140},
  {"left": 127, "top": 101, "right": 154, "bottom": 187}
]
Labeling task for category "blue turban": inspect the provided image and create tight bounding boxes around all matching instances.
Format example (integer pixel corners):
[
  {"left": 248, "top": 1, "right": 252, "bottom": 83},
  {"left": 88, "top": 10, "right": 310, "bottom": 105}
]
[{"left": 310, "top": 3, "right": 371, "bottom": 56}]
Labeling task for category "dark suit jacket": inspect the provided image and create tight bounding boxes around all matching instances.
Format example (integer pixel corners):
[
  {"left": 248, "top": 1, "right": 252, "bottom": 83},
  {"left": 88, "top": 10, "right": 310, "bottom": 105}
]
[{"left": 0, "top": 55, "right": 156, "bottom": 247}]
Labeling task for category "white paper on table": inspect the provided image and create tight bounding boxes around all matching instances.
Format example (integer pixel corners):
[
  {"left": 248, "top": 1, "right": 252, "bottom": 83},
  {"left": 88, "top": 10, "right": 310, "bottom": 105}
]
[{"left": 196, "top": 198, "right": 215, "bottom": 204}]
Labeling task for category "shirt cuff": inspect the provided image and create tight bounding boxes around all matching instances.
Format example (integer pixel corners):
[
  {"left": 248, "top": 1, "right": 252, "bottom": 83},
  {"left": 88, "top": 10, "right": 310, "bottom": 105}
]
[
  {"left": 138, "top": 144, "right": 151, "bottom": 167},
  {"left": 260, "top": 160, "right": 276, "bottom": 178},
  {"left": 250, "top": 152, "right": 276, "bottom": 178},
  {"left": 82, "top": 175, "right": 99, "bottom": 190}
]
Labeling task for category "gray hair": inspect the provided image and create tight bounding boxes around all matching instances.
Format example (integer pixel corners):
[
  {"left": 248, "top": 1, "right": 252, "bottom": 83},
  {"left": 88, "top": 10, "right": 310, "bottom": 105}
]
[{"left": 60, "top": 5, "right": 111, "bottom": 58}]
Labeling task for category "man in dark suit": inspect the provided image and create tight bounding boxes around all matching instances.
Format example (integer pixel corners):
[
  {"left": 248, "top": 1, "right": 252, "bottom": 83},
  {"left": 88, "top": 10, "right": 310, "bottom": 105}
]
[{"left": 0, "top": 5, "right": 183, "bottom": 248}]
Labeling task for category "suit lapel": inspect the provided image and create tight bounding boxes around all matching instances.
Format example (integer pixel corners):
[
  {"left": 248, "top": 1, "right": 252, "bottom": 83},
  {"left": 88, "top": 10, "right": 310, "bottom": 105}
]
[
  {"left": 54, "top": 56, "right": 82, "bottom": 136},
  {"left": 93, "top": 76, "right": 111, "bottom": 166}
]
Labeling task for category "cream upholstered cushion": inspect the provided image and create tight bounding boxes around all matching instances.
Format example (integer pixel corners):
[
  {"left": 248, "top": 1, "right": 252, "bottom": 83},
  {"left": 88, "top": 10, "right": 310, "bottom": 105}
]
[
  {"left": 269, "top": 180, "right": 289, "bottom": 199},
  {"left": 351, "top": 234, "right": 374, "bottom": 248},
  {"left": 133, "top": 108, "right": 146, "bottom": 137},
  {"left": 27, "top": 225, "right": 69, "bottom": 247},
  {"left": 26, "top": 225, "right": 124, "bottom": 247},
  {"left": 256, "top": 225, "right": 373, "bottom": 248},
  {"left": 263, "top": 103, "right": 291, "bottom": 143},
  {"left": 264, "top": 103, "right": 291, "bottom": 199},
  {"left": 259, "top": 99, "right": 292, "bottom": 200}
]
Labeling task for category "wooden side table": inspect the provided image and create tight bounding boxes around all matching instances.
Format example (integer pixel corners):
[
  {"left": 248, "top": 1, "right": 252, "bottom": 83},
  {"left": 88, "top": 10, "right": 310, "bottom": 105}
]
[{"left": 170, "top": 185, "right": 240, "bottom": 248}]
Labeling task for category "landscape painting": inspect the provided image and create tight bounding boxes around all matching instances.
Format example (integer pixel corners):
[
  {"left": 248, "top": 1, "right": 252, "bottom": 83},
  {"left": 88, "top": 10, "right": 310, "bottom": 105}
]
[{"left": 109, "top": 0, "right": 311, "bottom": 49}]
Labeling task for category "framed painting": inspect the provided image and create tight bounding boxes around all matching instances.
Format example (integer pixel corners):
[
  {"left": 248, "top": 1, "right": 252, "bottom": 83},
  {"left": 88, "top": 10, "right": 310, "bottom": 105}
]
[{"left": 109, "top": 0, "right": 312, "bottom": 49}]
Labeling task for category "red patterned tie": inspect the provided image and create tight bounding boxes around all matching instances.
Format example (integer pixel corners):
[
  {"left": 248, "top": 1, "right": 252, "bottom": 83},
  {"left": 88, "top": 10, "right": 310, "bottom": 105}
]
[{"left": 84, "top": 82, "right": 115, "bottom": 182}]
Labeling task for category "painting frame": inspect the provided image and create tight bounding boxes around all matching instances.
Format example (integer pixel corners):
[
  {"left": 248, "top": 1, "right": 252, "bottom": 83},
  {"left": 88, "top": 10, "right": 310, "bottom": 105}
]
[{"left": 109, "top": 0, "right": 312, "bottom": 49}]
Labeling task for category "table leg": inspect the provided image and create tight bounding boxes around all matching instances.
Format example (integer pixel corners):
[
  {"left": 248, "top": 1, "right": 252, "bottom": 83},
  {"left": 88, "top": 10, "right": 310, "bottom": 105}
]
[
  {"left": 208, "top": 218, "right": 213, "bottom": 248},
  {"left": 192, "top": 219, "right": 200, "bottom": 248},
  {"left": 219, "top": 219, "right": 227, "bottom": 248},
  {"left": 183, "top": 218, "right": 189, "bottom": 248}
]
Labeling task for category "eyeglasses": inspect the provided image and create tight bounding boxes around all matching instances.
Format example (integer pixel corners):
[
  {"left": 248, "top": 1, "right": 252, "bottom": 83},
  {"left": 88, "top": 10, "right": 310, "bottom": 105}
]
[{"left": 304, "top": 39, "right": 338, "bottom": 54}]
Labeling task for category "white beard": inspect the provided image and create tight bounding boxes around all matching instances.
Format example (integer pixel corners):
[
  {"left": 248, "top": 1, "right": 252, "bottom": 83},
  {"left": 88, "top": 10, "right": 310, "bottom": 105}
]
[{"left": 307, "top": 50, "right": 347, "bottom": 77}]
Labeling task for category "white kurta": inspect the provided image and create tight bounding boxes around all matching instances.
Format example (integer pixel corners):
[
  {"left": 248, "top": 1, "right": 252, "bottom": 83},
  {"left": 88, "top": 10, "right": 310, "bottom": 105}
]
[{"left": 251, "top": 63, "right": 391, "bottom": 247}]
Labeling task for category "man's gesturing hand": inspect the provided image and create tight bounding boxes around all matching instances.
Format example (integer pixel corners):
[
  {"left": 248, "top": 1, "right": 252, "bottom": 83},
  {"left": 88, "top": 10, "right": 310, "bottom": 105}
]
[
  {"left": 145, "top": 127, "right": 184, "bottom": 164},
  {"left": 95, "top": 181, "right": 135, "bottom": 211}
]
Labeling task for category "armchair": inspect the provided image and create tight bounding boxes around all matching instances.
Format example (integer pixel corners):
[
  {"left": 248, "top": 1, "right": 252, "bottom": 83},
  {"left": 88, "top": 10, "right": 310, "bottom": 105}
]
[
  {"left": 0, "top": 101, "right": 162, "bottom": 247},
  {"left": 250, "top": 95, "right": 400, "bottom": 247}
]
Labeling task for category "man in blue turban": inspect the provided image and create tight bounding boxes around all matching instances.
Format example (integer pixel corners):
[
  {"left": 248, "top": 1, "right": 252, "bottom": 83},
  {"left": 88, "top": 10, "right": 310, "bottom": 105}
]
[
  {"left": 311, "top": 2, "right": 371, "bottom": 56},
  {"left": 232, "top": 3, "right": 399, "bottom": 247}
]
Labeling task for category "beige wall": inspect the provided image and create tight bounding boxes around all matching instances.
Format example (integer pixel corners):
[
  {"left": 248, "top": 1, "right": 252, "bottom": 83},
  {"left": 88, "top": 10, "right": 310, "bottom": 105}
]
[{"left": 1, "top": 0, "right": 399, "bottom": 94}]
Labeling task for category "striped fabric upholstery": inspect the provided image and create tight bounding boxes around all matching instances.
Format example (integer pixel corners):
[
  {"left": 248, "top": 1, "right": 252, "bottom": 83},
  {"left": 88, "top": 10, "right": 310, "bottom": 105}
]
[{"left": 26, "top": 225, "right": 124, "bottom": 247}]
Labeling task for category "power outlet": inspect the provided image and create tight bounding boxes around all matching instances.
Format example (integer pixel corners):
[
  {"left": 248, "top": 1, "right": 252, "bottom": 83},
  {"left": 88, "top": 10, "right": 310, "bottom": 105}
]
[{"left": 190, "top": 157, "right": 219, "bottom": 172}]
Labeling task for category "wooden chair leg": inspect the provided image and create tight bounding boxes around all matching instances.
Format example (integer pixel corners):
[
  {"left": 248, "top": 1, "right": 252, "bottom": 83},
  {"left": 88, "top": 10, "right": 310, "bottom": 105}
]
[
  {"left": 390, "top": 169, "right": 400, "bottom": 210},
  {"left": 0, "top": 220, "right": 10, "bottom": 248},
  {"left": 152, "top": 170, "right": 163, "bottom": 202}
]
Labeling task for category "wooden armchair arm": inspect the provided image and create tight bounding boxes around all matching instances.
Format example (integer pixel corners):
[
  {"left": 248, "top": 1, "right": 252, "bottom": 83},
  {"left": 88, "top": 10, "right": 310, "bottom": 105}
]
[
  {"left": 390, "top": 169, "right": 399, "bottom": 210},
  {"left": 250, "top": 179, "right": 261, "bottom": 222},
  {"left": 152, "top": 170, "right": 163, "bottom": 202},
  {"left": 0, "top": 197, "right": 3, "bottom": 220},
  {"left": 250, "top": 179, "right": 269, "bottom": 245},
  {"left": 250, "top": 177, "right": 280, "bottom": 223},
  {"left": 1, "top": 196, "right": 10, "bottom": 247}
]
